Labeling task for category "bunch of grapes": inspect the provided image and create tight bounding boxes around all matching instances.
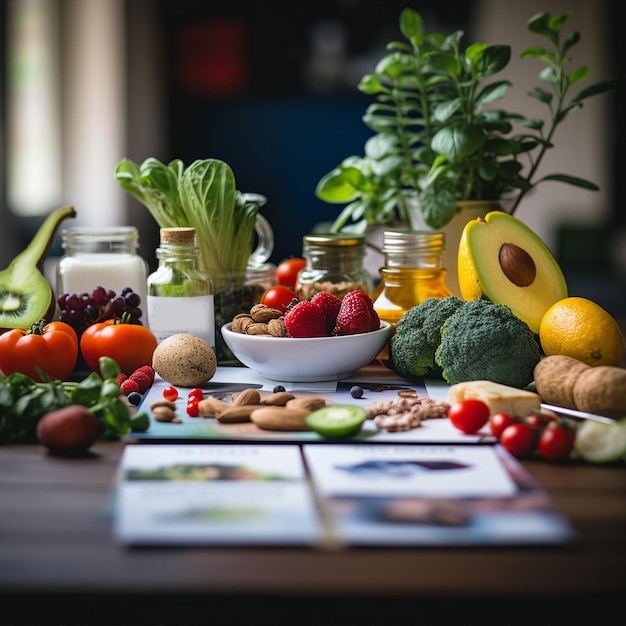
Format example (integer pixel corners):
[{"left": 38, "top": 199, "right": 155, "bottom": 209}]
[{"left": 58, "top": 286, "right": 143, "bottom": 334}]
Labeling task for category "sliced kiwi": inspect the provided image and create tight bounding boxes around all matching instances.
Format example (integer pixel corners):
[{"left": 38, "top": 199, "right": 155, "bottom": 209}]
[
  {"left": 0, "top": 205, "right": 76, "bottom": 329},
  {"left": 306, "top": 405, "right": 368, "bottom": 438}
]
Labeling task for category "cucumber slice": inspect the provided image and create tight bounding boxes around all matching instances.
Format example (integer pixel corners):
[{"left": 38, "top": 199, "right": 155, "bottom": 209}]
[
  {"left": 575, "top": 418, "right": 626, "bottom": 464},
  {"left": 306, "top": 405, "right": 368, "bottom": 438}
]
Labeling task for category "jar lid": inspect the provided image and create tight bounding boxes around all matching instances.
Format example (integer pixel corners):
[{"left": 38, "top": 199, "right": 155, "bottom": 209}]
[
  {"left": 160, "top": 227, "right": 196, "bottom": 244},
  {"left": 382, "top": 230, "right": 446, "bottom": 254},
  {"left": 302, "top": 233, "right": 365, "bottom": 248}
]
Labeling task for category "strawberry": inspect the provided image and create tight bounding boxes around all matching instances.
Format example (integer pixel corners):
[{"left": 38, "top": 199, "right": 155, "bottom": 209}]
[
  {"left": 332, "top": 290, "right": 380, "bottom": 336},
  {"left": 310, "top": 291, "right": 342, "bottom": 334},
  {"left": 284, "top": 300, "right": 328, "bottom": 338}
]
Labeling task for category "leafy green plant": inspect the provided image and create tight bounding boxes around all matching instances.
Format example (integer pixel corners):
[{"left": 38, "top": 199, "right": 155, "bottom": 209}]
[
  {"left": 115, "top": 157, "right": 266, "bottom": 288},
  {"left": 316, "top": 8, "right": 614, "bottom": 231}
]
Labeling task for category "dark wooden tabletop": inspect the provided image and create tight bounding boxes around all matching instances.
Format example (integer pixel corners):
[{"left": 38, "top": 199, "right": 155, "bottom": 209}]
[{"left": 1, "top": 436, "right": 625, "bottom": 626}]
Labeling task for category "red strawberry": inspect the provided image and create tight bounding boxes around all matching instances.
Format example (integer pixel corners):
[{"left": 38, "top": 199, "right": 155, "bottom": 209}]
[
  {"left": 310, "top": 291, "right": 342, "bottom": 334},
  {"left": 284, "top": 300, "right": 328, "bottom": 338},
  {"left": 332, "top": 290, "right": 380, "bottom": 336}
]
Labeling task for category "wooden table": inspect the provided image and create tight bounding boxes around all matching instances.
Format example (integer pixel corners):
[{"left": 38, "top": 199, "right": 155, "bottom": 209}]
[{"left": 1, "top": 436, "right": 625, "bottom": 625}]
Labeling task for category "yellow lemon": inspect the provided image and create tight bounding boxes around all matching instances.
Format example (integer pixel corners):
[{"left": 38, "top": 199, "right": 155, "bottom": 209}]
[{"left": 539, "top": 297, "right": 625, "bottom": 367}]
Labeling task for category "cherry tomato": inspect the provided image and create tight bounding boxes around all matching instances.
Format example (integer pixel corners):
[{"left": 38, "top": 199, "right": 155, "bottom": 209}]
[
  {"left": 275, "top": 257, "right": 306, "bottom": 289},
  {"left": 80, "top": 316, "right": 157, "bottom": 376},
  {"left": 524, "top": 412, "right": 550, "bottom": 429},
  {"left": 538, "top": 422, "right": 576, "bottom": 462},
  {"left": 163, "top": 386, "right": 179, "bottom": 402},
  {"left": 0, "top": 320, "right": 78, "bottom": 382},
  {"left": 261, "top": 285, "right": 298, "bottom": 313},
  {"left": 188, "top": 388, "right": 204, "bottom": 401},
  {"left": 499, "top": 423, "right": 538, "bottom": 458},
  {"left": 186, "top": 398, "right": 200, "bottom": 417},
  {"left": 448, "top": 400, "right": 490, "bottom": 434},
  {"left": 490, "top": 412, "right": 514, "bottom": 438}
]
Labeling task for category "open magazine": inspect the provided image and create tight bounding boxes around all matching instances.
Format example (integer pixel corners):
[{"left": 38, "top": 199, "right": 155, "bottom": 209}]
[{"left": 113, "top": 443, "right": 577, "bottom": 548}]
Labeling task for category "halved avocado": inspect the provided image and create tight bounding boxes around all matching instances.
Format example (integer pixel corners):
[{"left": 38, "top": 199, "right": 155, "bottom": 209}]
[{"left": 458, "top": 211, "right": 568, "bottom": 333}]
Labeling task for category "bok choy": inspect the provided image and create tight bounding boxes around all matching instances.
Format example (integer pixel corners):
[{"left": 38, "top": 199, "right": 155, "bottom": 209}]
[{"left": 115, "top": 157, "right": 266, "bottom": 286}]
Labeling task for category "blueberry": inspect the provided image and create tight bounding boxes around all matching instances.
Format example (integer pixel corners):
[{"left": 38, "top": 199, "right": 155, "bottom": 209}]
[
  {"left": 273, "top": 385, "right": 286, "bottom": 393},
  {"left": 350, "top": 385, "right": 364, "bottom": 399},
  {"left": 127, "top": 391, "right": 142, "bottom": 406}
]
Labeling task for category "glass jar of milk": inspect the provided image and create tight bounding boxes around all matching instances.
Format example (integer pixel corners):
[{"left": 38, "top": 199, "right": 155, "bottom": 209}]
[{"left": 56, "top": 226, "right": 149, "bottom": 317}]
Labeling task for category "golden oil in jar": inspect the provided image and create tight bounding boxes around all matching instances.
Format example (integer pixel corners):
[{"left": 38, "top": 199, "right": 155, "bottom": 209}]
[{"left": 372, "top": 230, "right": 452, "bottom": 364}]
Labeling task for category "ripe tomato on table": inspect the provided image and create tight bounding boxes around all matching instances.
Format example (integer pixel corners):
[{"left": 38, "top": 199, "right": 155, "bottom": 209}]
[
  {"left": 0, "top": 320, "right": 78, "bottom": 382},
  {"left": 261, "top": 285, "right": 298, "bottom": 313},
  {"left": 275, "top": 258, "right": 306, "bottom": 289},
  {"left": 499, "top": 422, "right": 538, "bottom": 458},
  {"left": 448, "top": 399, "right": 490, "bottom": 434},
  {"left": 538, "top": 422, "right": 576, "bottom": 462},
  {"left": 80, "top": 316, "right": 157, "bottom": 376}
]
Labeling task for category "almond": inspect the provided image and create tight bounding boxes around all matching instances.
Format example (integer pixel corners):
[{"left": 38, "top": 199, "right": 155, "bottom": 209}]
[
  {"left": 250, "top": 304, "right": 284, "bottom": 323},
  {"left": 286, "top": 396, "right": 326, "bottom": 412},
  {"left": 198, "top": 396, "right": 231, "bottom": 418},
  {"left": 263, "top": 391, "right": 296, "bottom": 406},
  {"left": 232, "top": 388, "right": 262, "bottom": 406},
  {"left": 250, "top": 406, "right": 311, "bottom": 431},
  {"left": 216, "top": 404, "right": 264, "bottom": 423}
]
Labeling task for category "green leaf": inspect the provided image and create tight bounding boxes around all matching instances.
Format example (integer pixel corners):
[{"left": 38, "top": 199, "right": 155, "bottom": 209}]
[
  {"left": 573, "top": 79, "right": 616, "bottom": 102},
  {"left": 315, "top": 169, "right": 360, "bottom": 202},
  {"left": 473, "top": 45, "right": 511, "bottom": 77},
  {"left": 431, "top": 125, "right": 485, "bottom": 160},
  {"left": 400, "top": 8, "right": 423, "bottom": 44},
  {"left": 567, "top": 65, "right": 590, "bottom": 85},
  {"left": 475, "top": 80, "right": 511, "bottom": 105},
  {"left": 538, "top": 174, "right": 600, "bottom": 190},
  {"left": 528, "top": 87, "right": 552, "bottom": 104}
]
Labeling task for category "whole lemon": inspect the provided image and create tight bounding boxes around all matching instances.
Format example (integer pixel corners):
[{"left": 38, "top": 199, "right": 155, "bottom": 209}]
[{"left": 539, "top": 297, "right": 625, "bottom": 367}]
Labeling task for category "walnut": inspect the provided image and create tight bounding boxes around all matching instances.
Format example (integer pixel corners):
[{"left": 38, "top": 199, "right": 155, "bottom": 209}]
[
  {"left": 268, "top": 317, "right": 289, "bottom": 337},
  {"left": 369, "top": 396, "right": 450, "bottom": 432},
  {"left": 232, "top": 314, "right": 254, "bottom": 334},
  {"left": 250, "top": 304, "right": 283, "bottom": 322}
]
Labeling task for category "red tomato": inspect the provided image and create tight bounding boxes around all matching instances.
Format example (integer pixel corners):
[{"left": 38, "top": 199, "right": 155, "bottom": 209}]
[
  {"left": 275, "top": 258, "right": 306, "bottom": 289},
  {"left": 186, "top": 398, "right": 200, "bottom": 417},
  {"left": 524, "top": 412, "right": 550, "bottom": 429},
  {"left": 448, "top": 400, "right": 490, "bottom": 434},
  {"left": 80, "top": 317, "right": 157, "bottom": 376},
  {"left": 187, "top": 388, "right": 204, "bottom": 401},
  {"left": 490, "top": 412, "right": 514, "bottom": 438},
  {"left": 499, "top": 423, "right": 538, "bottom": 458},
  {"left": 163, "top": 386, "right": 179, "bottom": 402},
  {"left": 0, "top": 320, "right": 78, "bottom": 382},
  {"left": 538, "top": 422, "right": 576, "bottom": 462},
  {"left": 261, "top": 285, "right": 298, "bottom": 313}
]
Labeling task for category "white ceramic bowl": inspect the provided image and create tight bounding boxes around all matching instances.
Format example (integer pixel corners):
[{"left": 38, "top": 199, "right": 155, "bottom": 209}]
[{"left": 221, "top": 321, "right": 393, "bottom": 382}]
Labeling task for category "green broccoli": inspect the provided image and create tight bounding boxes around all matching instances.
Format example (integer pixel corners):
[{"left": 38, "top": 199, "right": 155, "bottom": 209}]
[
  {"left": 434, "top": 299, "right": 542, "bottom": 388},
  {"left": 388, "top": 296, "right": 466, "bottom": 379}
]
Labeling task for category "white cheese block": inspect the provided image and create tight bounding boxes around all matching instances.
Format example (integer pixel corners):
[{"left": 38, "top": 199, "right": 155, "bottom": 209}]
[{"left": 448, "top": 380, "right": 541, "bottom": 417}]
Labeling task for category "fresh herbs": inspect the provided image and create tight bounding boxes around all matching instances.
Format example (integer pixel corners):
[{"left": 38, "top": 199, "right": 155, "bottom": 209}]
[
  {"left": 0, "top": 356, "right": 148, "bottom": 444},
  {"left": 316, "top": 8, "right": 614, "bottom": 231},
  {"left": 115, "top": 157, "right": 267, "bottom": 283}
]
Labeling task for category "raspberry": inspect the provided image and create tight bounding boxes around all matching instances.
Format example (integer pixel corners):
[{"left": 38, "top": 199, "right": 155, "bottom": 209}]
[
  {"left": 120, "top": 378, "right": 140, "bottom": 395},
  {"left": 129, "top": 371, "right": 152, "bottom": 393},
  {"left": 135, "top": 365, "right": 155, "bottom": 383},
  {"left": 332, "top": 290, "right": 380, "bottom": 336},
  {"left": 310, "top": 291, "right": 342, "bottom": 334},
  {"left": 284, "top": 300, "right": 328, "bottom": 338},
  {"left": 117, "top": 373, "right": 128, "bottom": 385}
]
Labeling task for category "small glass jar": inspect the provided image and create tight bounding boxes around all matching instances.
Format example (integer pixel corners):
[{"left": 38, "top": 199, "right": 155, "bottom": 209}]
[
  {"left": 56, "top": 226, "right": 149, "bottom": 314},
  {"left": 372, "top": 230, "right": 452, "bottom": 364},
  {"left": 147, "top": 227, "right": 215, "bottom": 348},
  {"left": 296, "top": 234, "right": 373, "bottom": 300}
]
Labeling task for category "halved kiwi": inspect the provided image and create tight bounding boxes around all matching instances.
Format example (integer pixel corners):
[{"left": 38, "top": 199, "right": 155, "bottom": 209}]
[
  {"left": 306, "top": 405, "right": 368, "bottom": 438},
  {"left": 0, "top": 206, "right": 76, "bottom": 329}
]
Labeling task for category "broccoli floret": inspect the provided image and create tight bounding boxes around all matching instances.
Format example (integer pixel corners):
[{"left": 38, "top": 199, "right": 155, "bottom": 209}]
[
  {"left": 388, "top": 296, "right": 466, "bottom": 379},
  {"left": 434, "top": 299, "right": 541, "bottom": 387}
]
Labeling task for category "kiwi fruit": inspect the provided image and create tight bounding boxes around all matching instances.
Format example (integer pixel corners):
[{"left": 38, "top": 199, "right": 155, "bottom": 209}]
[
  {"left": 306, "top": 405, "right": 368, "bottom": 438},
  {"left": 0, "top": 205, "right": 76, "bottom": 329}
]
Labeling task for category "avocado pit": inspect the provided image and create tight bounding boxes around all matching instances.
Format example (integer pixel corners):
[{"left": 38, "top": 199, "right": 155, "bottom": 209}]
[{"left": 499, "top": 242, "right": 536, "bottom": 287}]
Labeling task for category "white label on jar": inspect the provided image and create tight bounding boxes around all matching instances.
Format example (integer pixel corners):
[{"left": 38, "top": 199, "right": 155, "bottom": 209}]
[{"left": 147, "top": 295, "right": 215, "bottom": 349}]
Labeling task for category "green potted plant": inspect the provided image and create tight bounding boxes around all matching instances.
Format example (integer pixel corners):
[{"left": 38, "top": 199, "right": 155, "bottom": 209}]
[{"left": 315, "top": 8, "right": 614, "bottom": 234}]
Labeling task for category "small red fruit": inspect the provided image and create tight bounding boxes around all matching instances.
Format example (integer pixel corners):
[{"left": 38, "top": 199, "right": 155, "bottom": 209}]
[
  {"left": 284, "top": 301, "right": 328, "bottom": 338},
  {"left": 310, "top": 291, "right": 342, "bottom": 334},
  {"left": 163, "top": 386, "right": 179, "bottom": 402},
  {"left": 448, "top": 399, "right": 490, "bottom": 434},
  {"left": 538, "top": 422, "right": 576, "bottom": 462},
  {"left": 332, "top": 290, "right": 380, "bottom": 336},
  {"left": 120, "top": 378, "right": 141, "bottom": 395},
  {"left": 490, "top": 412, "right": 514, "bottom": 438},
  {"left": 499, "top": 423, "right": 538, "bottom": 458}
]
